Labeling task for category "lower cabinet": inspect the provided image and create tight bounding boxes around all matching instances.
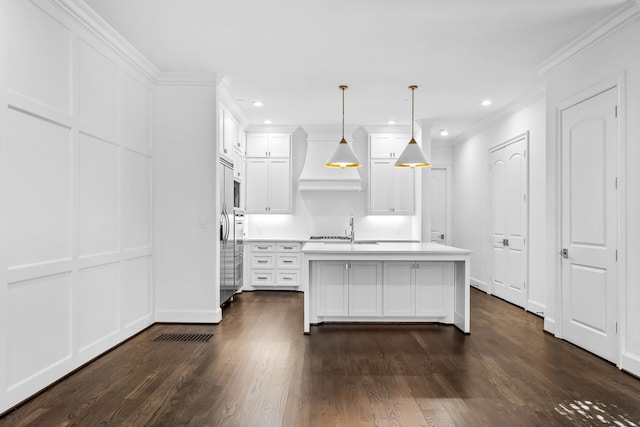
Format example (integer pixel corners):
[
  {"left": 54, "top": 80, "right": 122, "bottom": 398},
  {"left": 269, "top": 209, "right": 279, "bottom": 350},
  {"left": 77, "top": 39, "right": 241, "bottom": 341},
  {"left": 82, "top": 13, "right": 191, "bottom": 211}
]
[
  {"left": 315, "top": 261, "right": 382, "bottom": 317},
  {"left": 314, "top": 260, "right": 452, "bottom": 320},
  {"left": 248, "top": 241, "right": 301, "bottom": 289}
]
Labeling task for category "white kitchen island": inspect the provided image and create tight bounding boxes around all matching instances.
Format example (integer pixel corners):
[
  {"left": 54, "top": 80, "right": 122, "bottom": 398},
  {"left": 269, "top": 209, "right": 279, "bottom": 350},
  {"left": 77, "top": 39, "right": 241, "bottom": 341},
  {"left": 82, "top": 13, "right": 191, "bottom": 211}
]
[{"left": 302, "top": 242, "right": 472, "bottom": 334}]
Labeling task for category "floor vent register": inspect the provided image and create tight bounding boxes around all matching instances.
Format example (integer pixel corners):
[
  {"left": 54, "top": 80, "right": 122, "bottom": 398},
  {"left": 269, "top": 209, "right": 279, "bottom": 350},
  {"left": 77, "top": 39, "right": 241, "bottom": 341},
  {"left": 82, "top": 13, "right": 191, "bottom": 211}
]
[{"left": 154, "top": 333, "right": 213, "bottom": 343}]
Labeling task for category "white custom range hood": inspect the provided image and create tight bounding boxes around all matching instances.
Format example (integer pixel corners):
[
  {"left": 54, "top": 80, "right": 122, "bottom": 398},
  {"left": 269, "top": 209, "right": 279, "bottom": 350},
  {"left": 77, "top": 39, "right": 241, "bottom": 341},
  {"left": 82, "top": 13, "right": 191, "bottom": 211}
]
[{"left": 298, "top": 132, "right": 362, "bottom": 192}]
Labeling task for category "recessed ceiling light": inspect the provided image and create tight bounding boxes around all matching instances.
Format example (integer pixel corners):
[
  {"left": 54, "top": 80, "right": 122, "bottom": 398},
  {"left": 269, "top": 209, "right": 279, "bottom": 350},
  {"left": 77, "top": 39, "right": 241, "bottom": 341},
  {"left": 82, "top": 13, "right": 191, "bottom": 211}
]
[
  {"left": 264, "top": 119, "right": 272, "bottom": 124},
  {"left": 481, "top": 99, "right": 492, "bottom": 106},
  {"left": 387, "top": 120, "right": 397, "bottom": 125},
  {"left": 253, "top": 101, "right": 264, "bottom": 107},
  {"left": 440, "top": 129, "right": 449, "bottom": 136}
]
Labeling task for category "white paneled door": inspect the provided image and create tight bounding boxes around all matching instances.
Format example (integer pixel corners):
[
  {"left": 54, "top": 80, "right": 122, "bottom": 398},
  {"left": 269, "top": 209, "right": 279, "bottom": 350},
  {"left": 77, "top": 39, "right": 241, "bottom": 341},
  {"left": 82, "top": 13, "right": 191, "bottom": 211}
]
[
  {"left": 430, "top": 167, "right": 451, "bottom": 244},
  {"left": 490, "top": 135, "right": 528, "bottom": 308},
  {"left": 560, "top": 87, "right": 618, "bottom": 363}
]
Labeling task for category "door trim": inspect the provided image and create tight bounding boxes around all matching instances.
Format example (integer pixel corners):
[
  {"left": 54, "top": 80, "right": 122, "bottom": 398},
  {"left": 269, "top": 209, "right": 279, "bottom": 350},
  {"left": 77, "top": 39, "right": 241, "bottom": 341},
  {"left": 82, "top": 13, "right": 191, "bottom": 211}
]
[
  {"left": 488, "top": 132, "right": 530, "bottom": 309},
  {"left": 430, "top": 165, "right": 452, "bottom": 245},
  {"left": 553, "top": 73, "right": 626, "bottom": 367}
]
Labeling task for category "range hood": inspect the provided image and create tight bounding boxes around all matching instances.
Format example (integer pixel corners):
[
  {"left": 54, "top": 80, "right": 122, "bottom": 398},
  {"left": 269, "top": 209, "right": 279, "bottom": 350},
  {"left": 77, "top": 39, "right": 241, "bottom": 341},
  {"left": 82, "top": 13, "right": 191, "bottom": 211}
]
[{"left": 298, "top": 138, "right": 362, "bottom": 191}]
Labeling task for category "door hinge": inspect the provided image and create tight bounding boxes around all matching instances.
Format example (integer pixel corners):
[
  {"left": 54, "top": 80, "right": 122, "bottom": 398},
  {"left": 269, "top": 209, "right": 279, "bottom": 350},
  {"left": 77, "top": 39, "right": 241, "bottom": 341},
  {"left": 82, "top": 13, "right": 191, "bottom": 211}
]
[
  {"left": 616, "top": 321, "right": 618, "bottom": 333},
  {"left": 614, "top": 105, "right": 618, "bottom": 117},
  {"left": 616, "top": 249, "right": 618, "bottom": 261},
  {"left": 615, "top": 177, "right": 618, "bottom": 189}
]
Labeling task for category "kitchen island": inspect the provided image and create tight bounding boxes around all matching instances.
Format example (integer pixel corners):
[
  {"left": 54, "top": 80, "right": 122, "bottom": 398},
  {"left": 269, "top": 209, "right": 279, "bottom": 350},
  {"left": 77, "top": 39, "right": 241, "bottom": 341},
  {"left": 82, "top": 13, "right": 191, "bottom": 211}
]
[{"left": 301, "top": 242, "right": 471, "bottom": 334}]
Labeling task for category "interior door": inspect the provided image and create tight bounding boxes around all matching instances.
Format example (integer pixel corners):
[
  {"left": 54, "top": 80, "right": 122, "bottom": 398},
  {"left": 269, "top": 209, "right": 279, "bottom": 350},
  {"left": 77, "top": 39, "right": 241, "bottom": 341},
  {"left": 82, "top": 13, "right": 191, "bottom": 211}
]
[
  {"left": 430, "top": 167, "right": 450, "bottom": 244},
  {"left": 490, "top": 136, "right": 527, "bottom": 308},
  {"left": 560, "top": 87, "right": 618, "bottom": 363}
]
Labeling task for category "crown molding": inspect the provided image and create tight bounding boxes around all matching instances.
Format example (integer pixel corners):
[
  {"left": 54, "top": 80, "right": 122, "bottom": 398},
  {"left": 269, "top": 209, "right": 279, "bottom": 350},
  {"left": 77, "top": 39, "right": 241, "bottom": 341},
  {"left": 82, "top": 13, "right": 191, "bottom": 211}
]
[
  {"left": 452, "top": 83, "right": 545, "bottom": 145},
  {"left": 362, "top": 124, "right": 411, "bottom": 135},
  {"left": 537, "top": 0, "right": 640, "bottom": 76},
  {"left": 51, "top": 0, "right": 160, "bottom": 81},
  {"left": 217, "top": 81, "right": 250, "bottom": 129}
]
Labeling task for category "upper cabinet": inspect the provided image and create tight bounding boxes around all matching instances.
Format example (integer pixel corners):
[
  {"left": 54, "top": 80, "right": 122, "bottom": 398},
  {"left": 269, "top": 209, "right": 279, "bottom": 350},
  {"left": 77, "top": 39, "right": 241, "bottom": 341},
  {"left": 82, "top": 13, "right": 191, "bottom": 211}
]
[
  {"left": 246, "top": 133, "right": 290, "bottom": 158},
  {"left": 245, "top": 132, "right": 292, "bottom": 214},
  {"left": 369, "top": 133, "right": 415, "bottom": 215},
  {"left": 370, "top": 134, "right": 410, "bottom": 159}
]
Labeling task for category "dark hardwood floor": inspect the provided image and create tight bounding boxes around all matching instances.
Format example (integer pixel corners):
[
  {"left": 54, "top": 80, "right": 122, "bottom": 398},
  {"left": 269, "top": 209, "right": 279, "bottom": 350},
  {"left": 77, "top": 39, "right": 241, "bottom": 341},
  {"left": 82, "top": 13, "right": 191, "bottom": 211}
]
[{"left": 2, "top": 288, "right": 640, "bottom": 426}]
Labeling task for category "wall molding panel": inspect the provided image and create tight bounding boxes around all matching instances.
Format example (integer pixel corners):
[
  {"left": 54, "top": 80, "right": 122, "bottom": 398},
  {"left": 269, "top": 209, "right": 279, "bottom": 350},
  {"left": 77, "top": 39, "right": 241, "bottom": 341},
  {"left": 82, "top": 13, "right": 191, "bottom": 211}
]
[{"left": 1, "top": 0, "right": 155, "bottom": 413}]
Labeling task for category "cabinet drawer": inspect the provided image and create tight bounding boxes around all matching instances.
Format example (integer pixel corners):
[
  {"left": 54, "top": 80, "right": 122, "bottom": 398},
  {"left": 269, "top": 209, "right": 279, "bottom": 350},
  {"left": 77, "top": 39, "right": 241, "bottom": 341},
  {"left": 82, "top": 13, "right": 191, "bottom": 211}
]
[
  {"left": 276, "top": 254, "right": 300, "bottom": 269},
  {"left": 251, "top": 270, "right": 275, "bottom": 286},
  {"left": 250, "top": 243, "right": 274, "bottom": 252},
  {"left": 251, "top": 254, "right": 274, "bottom": 268},
  {"left": 276, "top": 242, "right": 301, "bottom": 252},
  {"left": 277, "top": 271, "right": 299, "bottom": 286}
]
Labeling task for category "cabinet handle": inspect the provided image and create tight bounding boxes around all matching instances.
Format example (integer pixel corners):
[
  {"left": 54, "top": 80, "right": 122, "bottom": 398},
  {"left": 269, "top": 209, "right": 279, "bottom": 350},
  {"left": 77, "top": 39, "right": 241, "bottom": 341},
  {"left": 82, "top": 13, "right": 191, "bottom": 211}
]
[
  {"left": 282, "top": 277, "right": 292, "bottom": 280},
  {"left": 283, "top": 260, "right": 293, "bottom": 263},
  {"left": 257, "top": 260, "right": 268, "bottom": 263},
  {"left": 283, "top": 246, "right": 293, "bottom": 250},
  {"left": 257, "top": 246, "right": 268, "bottom": 249},
  {"left": 257, "top": 276, "right": 268, "bottom": 280}
]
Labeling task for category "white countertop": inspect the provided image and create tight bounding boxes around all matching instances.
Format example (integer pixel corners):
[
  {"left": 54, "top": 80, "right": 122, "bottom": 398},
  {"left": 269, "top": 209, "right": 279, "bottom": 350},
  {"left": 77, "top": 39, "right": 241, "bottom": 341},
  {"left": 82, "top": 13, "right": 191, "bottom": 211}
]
[{"left": 302, "top": 241, "right": 471, "bottom": 254}]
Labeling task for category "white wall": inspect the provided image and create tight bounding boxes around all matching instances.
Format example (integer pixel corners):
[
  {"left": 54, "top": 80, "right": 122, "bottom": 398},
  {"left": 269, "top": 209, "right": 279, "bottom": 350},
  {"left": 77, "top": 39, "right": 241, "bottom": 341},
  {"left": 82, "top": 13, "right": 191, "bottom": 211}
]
[
  {"left": 154, "top": 76, "right": 220, "bottom": 322},
  {"left": 246, "top": 124, "right": 429, "bottom": 241},
  {"left": 543, "top": 12, "right": 640, "bottom": 376},
  {"left": 1, "top": 0, "right": 155, "bottom": 412},
  {"left": 452, "top": 96, "right": 547, "bottom": 314}
]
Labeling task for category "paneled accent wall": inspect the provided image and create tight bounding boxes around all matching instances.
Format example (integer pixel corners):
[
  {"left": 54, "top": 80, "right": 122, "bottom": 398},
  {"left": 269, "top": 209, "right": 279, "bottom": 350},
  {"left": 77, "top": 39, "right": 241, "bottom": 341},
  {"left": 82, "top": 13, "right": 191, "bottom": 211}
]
[{"left": 1, "top": 0, "right": 155, "bottom": 411}]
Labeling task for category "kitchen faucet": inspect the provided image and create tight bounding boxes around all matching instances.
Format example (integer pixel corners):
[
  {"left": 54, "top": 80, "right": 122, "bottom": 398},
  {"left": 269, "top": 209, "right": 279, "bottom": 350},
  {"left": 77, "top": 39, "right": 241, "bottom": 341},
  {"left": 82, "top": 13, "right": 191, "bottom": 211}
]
[{"left": 349, "top": 212, "right": 355, "bottom": 243}]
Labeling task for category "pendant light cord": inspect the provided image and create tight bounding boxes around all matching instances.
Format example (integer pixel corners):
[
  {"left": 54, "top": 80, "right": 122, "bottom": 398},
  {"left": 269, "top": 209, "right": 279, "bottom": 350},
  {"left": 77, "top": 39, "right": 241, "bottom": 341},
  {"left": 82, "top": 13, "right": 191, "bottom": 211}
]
[{"left": 342, "top": 86, "right": 345, "bottom": 140}]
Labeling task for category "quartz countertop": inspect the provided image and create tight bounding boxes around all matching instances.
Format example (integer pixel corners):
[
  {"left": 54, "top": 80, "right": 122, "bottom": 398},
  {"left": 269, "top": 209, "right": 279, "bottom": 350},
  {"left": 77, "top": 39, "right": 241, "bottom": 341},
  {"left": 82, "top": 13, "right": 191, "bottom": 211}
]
[{"left": 301, "top": 241, "right": 471, "bottom": 254}]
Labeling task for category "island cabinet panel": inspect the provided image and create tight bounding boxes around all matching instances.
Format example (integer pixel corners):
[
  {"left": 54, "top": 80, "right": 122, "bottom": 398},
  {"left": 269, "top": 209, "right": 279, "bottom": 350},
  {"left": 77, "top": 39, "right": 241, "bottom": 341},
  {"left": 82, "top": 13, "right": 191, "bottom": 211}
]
[
  {"left": 415, "top": 262, "right": 452, "bottom": 317},
  {"left": 348, "top": 262, "right": 383, "bottom": 317},
  {"left": 382, "top": 262, "right": 414, "bottom": 316},
  {"left": 315, "top": 261, "right": 349, "bottom": 316}
]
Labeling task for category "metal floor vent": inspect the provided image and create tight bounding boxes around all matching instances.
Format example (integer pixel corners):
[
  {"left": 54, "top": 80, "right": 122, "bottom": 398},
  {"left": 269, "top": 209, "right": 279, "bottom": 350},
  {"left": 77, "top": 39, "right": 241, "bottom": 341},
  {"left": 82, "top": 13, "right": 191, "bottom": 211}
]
[{"left": 154, "top": 333, "right": 213, "bottom": 343}]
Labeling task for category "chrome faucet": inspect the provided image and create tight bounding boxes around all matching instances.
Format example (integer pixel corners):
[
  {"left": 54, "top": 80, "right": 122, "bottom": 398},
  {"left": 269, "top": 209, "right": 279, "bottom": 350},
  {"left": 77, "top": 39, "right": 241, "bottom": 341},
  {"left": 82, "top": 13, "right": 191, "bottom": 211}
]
[{"left": 349, "top": 213, "right": 355, "bottom": 243}]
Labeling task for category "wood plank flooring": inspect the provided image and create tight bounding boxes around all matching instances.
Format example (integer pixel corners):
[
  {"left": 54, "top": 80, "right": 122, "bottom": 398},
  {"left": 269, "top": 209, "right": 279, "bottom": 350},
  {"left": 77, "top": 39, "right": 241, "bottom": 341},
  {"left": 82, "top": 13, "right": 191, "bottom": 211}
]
[{"left": 2, "top": 289, "right": 640, "bottom": 426}]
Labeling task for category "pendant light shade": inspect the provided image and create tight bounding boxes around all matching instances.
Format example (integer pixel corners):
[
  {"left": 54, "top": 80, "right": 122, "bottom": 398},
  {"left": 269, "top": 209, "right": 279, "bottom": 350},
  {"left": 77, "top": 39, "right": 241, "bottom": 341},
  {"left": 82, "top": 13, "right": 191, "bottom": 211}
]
[
  {"left": 395, "top": 85, "right": 431, "bottom": 168},
  {"left": 326, "top": 85, "right": 361, "bottom": 168}
]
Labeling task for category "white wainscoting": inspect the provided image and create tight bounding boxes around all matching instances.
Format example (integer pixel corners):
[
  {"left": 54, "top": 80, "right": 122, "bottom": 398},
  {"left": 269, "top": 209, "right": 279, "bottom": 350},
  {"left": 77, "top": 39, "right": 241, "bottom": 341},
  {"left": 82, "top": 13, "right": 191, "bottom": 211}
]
[{"left": 1, "top": 0, "right": 155, "bottom": 412}]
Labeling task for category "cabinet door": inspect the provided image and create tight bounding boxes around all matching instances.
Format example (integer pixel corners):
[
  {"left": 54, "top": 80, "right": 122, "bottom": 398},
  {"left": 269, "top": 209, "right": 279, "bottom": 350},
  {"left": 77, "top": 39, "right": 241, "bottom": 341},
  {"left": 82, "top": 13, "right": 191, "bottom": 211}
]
[
  {"left": 370, "top": 160, "right": 392, "bottom": 214},
  {"left": 268, "top": 158, "right": 290, "bottom": 213},
  {"left": 246, "top": 134, "right": 269, "bottom": 157},
  {"left": 383, "top": 262, "right": 414, "bottom": 316},
  {"left": 222, "top": 109, "right": 236, "bottom": 157},
  {"left": 392, "top": 135, "right": 410, "bottom": 159},
  {"left": 268, "top": 134, "right": 290, "bottom": 157},
  {"left": 315, "top": 262, "right": 349, "bottom": 316},
  {"left": 415, "top": 262, "right": 449, "bottom": 317},
  {"left": 391, "top": 167, "right": 415, "bottom": 214},
  {"left": 370, "top": 134, "right": 394, "bottom": 158},
  {"left": 348, "top": 261, "right": 382, "bottom": 317},
  {"left": 245, "top": 158, "right": 269, "bottom": 212}
]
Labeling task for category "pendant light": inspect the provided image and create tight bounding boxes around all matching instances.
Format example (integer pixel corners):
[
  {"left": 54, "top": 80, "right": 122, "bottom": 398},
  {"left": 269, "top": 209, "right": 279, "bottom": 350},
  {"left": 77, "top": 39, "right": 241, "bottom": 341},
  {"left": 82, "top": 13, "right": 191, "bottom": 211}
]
[
  {"left": 395, "top": 85, "right": 431, "bottom": 168},
  {"left": 326, "top": 85, "right": 361, "bottom": 168}
]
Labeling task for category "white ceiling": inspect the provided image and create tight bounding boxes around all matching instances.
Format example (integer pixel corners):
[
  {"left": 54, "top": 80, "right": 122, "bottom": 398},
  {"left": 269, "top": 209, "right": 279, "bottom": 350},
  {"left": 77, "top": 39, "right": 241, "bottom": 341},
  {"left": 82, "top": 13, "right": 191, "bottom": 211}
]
[{"left": 83, "top": 0, "right": 627, "bottom": 141}]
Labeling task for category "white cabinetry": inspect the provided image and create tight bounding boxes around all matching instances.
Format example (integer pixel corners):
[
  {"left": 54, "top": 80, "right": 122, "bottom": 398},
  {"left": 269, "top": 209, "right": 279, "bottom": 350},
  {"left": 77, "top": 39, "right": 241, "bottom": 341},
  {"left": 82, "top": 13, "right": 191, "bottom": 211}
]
[
  {"left": 382, "top": 261, "right": 452, "bottom": 317},
  {"left": 245, "top": 133, "right": 291, "bottom": 214},
  {"left": 370, "top": 160, "right": 415, "bottom": 214},
  {"left": 370, "top": 134, "right": 409, "bottom": 159},
  {"left": 314, "top": 261, "right": 383, "bottom": 317},
  {"left": 249, "top": 241, "right": 301, "bottom": 289},
  {"left": 369, "top": 133, "right": 415, "bottom": 215},
  {"left": 246, "top": 133, "right": 290, "bottom": 158}
]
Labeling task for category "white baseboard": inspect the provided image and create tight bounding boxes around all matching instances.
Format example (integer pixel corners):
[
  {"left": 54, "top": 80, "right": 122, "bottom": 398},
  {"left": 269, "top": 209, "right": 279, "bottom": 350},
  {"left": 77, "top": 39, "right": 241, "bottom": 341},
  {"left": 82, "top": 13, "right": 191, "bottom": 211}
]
[
  {"left": 621, "top": 351, "right": 640, "bottom": 378},
  {"left": 155, "top": 308, "right": 222, "bottom": 323},
  {"left": 544, "top": 317, "right": 556, "bottom": 334},
  {"left": 527, "top": 299, "right": 546, "bottom": 317},
  {"left": 470, "top": 277, "right": 489, "bottom": 293}
]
